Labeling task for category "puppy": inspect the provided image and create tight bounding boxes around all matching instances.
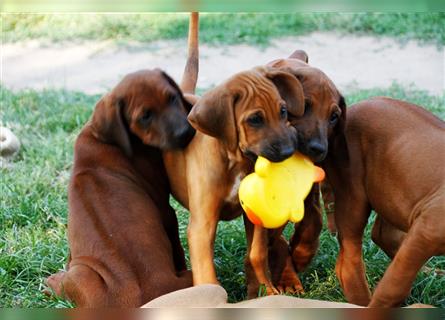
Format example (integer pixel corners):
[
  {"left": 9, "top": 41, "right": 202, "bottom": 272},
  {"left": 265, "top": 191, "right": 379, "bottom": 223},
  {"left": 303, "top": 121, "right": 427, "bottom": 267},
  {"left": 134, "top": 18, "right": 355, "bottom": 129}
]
[
  {"left": 46, "top": 69, "right": 195, "bottom": 307},
  {"left": 323, "top": 97, "right": 445, "bottom": 306},
  {"left": 266, "top": 50, "right": 345, "bottom": 289},
  {"left": 268, "top": 50, "right": 345, "bottom": 163},
  {"left": 163, "top": 66, "right": 305, "bottom": 297}
]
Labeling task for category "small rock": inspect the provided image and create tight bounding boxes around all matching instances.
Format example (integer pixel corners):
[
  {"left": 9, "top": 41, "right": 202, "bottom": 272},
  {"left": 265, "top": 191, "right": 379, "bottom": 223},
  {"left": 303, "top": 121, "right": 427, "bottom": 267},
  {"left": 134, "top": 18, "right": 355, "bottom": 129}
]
[{"left": 0, "top": 127, "right": 21, "bottom": 158}]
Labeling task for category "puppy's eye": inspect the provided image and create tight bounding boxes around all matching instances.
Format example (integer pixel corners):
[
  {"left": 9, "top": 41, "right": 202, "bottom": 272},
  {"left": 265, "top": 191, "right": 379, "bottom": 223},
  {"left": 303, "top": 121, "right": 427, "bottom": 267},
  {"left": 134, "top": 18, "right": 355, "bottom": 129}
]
[
  {"left": 168, "top": 94, "right": 179, "bottom": 105},
  {"left": 280, "top": 105, "right": 288, "bottom": 119},
  {"left": 139, "top": 110, "right": 153, "bottom": 124},
  {"left": 247, "top": 112, "right": 264, "bottom": 127},
  {"left": 329, "top": 112, "right": 339, "bottom": 125}
]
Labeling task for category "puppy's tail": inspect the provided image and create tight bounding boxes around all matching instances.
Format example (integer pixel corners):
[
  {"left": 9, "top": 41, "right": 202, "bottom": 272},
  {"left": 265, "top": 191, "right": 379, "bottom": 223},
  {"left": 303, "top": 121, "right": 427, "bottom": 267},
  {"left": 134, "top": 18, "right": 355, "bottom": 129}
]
[
  {"left": 288, "top": 50, "right": 309, "bottom": 63},
  {"left": 180, "top": 12, "right": 199, "bottom": 94}
]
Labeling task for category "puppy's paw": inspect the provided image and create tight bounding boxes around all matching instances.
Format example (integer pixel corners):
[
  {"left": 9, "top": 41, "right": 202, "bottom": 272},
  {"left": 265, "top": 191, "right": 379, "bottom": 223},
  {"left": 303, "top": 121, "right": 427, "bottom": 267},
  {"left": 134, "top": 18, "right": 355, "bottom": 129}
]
[
  {"left": 44, "top": 271, "right": 66, "bottom": 297},
  {"left": 272, "top": 256, "right": 305, "bottom": 295},
  {"left": 276, "top": 284, "right": 305, "bottom": 295},
  {"left": 258, "top": 283, "right": 280, "bottom": 296},
  {"left": 275, "top": 274, "right": 305, "bottom": 295}
]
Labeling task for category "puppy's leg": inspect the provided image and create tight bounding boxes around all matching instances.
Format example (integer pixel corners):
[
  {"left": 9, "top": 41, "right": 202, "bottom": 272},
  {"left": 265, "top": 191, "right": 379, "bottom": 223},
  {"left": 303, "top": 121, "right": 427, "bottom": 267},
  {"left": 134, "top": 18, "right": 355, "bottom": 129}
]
[
  {"left": 46, "top": 264, "right": 109, "bottom": 307},
  {"left": 321, "top": 181, "right": 337, "bottom": 234},
  {"left": 369, "top": 203, "right": 445, "bottom": 307},
  {"left": 45, "top": 271, "right": 67, "bottom": 297},
  {"left": 335, "top": 193, "right": 372, "bottom": 306},
  {"left": 244, "top": 215, "right": 279, "bottom": 298},
  {"left": 164, "top": 205, "right": 188, "bottom": 272},
  {"left": 371, "top": 216, "right": 406, "bottom": 259},
  {"left": 187, "top": 197, "right": 221, "bottom": 285},
  {"left": 290, "top": 185, "right": 323, "bottom": 272},
  {"left": 268, "top": 227, "right": 304, "bottom": 294}
]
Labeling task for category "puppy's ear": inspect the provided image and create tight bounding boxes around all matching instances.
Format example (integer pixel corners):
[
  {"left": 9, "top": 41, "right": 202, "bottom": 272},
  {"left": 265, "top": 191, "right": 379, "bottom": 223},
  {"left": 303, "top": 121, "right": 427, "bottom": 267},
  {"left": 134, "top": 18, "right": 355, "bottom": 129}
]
[
  {"left": 91, "top": 94, "right": 132, "bottom": 157},
  {"left": 160, "top": 70, "right": 193, "bottom": 113},
  {"left": 188, "top": 87, "right": 238, "bottom": 151},
  {"left": 330, "top": 94, "right": 348, "bottom": 162},
  {"left": 335, "top": 94, "right": 347, "bottom": 136},
  {"left": 288, "top": 50, "right": 309, "bottom": 63},
  {"left": 264, "top": 69, "right": 305, "bottom": 117}
]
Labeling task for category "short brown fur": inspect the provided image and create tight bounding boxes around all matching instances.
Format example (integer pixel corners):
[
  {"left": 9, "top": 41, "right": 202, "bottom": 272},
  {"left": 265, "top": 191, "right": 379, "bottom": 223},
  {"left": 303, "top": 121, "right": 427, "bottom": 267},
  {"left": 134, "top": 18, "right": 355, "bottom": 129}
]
[
  {"left": 164, "top": 66, "right": 305, "bottom": 297},
  {"left": 266, "top": 50, "right": 345, "bottom": 292},
  {"left": 323, "top": 97, "right": 445, "bottom": 307},
  {"left": 45, "top": 69, "right": 194, "bottom": 307}
]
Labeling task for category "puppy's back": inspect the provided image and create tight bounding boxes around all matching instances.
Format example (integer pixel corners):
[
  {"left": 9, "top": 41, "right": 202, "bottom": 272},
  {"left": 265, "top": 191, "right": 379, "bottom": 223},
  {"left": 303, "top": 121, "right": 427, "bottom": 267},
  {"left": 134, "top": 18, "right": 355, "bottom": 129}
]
[
  {"left": 344, "top": 97, "right": 444, "bottom": 228},
  {"left": 348, "top": 97, "right": 444, "bottom": 133}
]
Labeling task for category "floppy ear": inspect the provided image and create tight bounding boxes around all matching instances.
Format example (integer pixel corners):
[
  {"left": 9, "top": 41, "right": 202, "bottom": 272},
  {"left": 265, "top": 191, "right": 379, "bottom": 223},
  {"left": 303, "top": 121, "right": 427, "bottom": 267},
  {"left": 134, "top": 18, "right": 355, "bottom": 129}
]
[
  {"left": 263, "top": 69, "right": 305, "bottom": 117},
  {"left": 91, "top": 94, "right": 132, "bottom": 158},
  {"left": 160, "top": 70, "right": 193, "bottom": 113},
  {"left": 335, "top": 94, "right": 347, "bottom": 137},
  {"left": 329, "top": 94, "right": 348, "bottom": 162},
  {"left": 188, "top": 87, "right": 238, "bottom": 151}
]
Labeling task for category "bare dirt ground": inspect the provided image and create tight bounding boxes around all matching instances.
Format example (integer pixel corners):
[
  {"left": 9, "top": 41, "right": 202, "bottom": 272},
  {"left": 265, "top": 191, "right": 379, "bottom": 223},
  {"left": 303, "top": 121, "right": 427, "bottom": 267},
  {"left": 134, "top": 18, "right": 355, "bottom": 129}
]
[{"left": 2, "top": 32, "right": 444, "bottom": 94}]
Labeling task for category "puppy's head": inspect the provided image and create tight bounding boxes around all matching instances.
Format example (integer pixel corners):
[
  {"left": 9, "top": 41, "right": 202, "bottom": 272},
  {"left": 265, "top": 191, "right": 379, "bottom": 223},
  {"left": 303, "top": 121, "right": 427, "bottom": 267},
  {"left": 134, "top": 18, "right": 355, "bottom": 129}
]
[
  {"left": 91, "top": 69, "right": 195, "bottom": 156},
  {"left": 188, "top": 67, "right": 305, "bottom": 163},
  {"left": 284, "top": 66, "right": 345, "bottom": 163}
]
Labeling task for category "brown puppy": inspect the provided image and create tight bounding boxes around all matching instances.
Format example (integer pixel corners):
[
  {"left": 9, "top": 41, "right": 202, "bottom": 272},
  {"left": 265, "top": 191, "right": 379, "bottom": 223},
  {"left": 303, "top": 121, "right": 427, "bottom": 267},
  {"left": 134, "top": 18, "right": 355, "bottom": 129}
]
[
  {"left": 46, "top": 69, "right": 194, "bottom": 307},
  {"left": 163, "top": 66, "right": 305, "bottom": 297},
  {"left": 269, "top": 50, "right": 345, "bottom": 163},
  {"left": 323, "top": 97, "right": 445, "bottom": 307},
  {"left": 266, "top": 50, "right": 345, "bottom": 290}
]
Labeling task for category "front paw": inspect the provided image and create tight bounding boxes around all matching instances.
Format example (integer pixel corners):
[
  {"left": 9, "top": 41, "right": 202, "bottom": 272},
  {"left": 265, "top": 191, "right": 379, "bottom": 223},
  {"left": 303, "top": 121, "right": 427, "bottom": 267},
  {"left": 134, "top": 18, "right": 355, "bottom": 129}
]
[
  {"left": 275, "top": 268, "right": 305, "bottom": 295},
  {"left": 272, "top": 256, "right": 305, "bottom": 295},
  {"left": 258, "top": 283, "right": 280, "bottom": 297},
  {"left": 247, "top": 282, "right": 279, "bottom": 299},
  {"left": 276, "top": 280, "right": 305, "bottom": 295}
]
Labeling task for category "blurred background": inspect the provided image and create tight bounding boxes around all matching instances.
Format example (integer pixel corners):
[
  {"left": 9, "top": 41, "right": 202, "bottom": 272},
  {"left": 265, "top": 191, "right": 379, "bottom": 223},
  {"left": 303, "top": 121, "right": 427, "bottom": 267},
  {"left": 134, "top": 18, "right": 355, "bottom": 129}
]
[
  {"left": 3, "top": 13, "right": 445, "bottom": 94},
  {"left": 1, "top": 13, "right": 444, "bottom": 307}
]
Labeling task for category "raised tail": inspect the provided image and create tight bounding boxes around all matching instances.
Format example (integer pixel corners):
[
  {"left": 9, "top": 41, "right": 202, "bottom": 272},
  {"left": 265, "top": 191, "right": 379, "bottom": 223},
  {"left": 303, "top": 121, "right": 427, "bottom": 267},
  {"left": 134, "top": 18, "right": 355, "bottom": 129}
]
[{"left": 180, "top": 12, "right": 199, "bottom": 94}]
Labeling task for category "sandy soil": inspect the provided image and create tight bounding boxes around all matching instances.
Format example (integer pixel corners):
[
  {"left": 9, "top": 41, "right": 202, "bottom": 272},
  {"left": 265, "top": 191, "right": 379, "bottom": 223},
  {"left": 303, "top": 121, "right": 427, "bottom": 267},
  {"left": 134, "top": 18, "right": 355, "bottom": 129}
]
[{"left": 2, "top": 32, "right": 444, "bottom": 95}]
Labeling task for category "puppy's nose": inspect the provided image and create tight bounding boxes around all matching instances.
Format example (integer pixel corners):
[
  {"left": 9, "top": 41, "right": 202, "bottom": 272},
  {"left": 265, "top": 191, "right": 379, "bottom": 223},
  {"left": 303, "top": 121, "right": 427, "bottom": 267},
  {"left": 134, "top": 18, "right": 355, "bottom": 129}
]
[
  {"left": 168, "top": 121, "right": 195, "bottom": 149},
  {"left": 307, "top": 140, "right": 327, "bottom": 160},
  {"left": 173, "top": 124, "right": 190, "bottom": 139},
  {"left": 308, "top": 140, "right": 326, "bottom": 155},
  {"left": 264, "top": 142, "right": 295, "bottom": 162},
  {"left": 278, "top": 146, "right": 294, "bottom": 160}
]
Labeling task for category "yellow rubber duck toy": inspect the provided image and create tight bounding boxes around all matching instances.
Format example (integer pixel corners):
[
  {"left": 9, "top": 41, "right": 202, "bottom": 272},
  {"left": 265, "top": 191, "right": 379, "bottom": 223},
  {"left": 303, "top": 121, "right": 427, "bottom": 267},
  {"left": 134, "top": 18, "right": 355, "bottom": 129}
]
[{"left": 239, "top": 153, "right": 325, "bottom": 229}]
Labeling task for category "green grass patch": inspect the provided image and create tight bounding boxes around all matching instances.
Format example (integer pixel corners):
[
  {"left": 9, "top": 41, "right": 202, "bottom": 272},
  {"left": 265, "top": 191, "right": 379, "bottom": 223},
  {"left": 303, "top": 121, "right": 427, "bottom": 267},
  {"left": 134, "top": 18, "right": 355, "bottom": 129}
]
[
  {"left": 0, "top": 84, "right": 444, "bottom": 307},
  {"left": 2, "top": 13, "right": 444, "bottom": 46}
]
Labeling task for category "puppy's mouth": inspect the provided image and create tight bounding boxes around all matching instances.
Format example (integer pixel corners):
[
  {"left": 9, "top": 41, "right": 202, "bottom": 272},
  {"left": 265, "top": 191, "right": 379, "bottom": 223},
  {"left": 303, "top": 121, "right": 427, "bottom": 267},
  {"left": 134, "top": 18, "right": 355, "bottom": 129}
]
[
  {"left": 310, "top": 152, "right": 327, "bottom": 164},
  {"left": 243, "top": 145, "right": 295, "bottom": 163},
  {"left": 260, "top": 143, "right": 295, "bottom": 163},
  {"left": 242, "top": 149, "right": 258, "bottom": 163}
]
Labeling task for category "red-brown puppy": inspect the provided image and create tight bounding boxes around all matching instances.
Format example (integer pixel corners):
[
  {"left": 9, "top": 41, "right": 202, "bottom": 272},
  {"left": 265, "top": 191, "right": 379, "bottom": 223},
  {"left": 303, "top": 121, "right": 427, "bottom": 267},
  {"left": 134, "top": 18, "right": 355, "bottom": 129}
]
[
  {"left": 163, "top": 66, "right": 305, "bottom": 298},
  {"left": 46, "top": 69, "right": 194, "bottom": 307},
  {"left": 266, "top": 50, "right": 345, "bottom": 290},
  {"left": 177, "top": 18, "right": 308, "bottom": 295},
  {"left": 269, "top": 50, "right": 345, "bottom": 163},
  {"left": 323, "top": 97, "right": 445, "bottom": 307}
]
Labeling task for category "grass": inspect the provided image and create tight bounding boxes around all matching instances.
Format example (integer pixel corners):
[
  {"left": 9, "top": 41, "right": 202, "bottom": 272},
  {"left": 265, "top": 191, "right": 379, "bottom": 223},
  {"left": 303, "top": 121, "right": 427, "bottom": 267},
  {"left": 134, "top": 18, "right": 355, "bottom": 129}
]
[
  {"left": 1, "top": 84, "right": 444, "bottom": 307},
  {"left": 2, "top": 13, "right": 445, "bottom": 46}
]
